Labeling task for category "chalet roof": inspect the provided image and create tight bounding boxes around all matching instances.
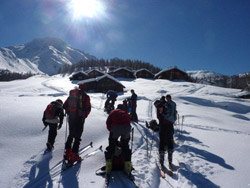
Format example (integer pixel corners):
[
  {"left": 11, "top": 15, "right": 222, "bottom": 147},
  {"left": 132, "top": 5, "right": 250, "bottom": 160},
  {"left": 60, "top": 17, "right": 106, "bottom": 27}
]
[
  {"left": 134, "top": 68, "right": 154, "bottom": 74},
  {"left": 71, "top": 71, "right": 88, "bottom": 76},
  {"left": 78, "top": 74, "right": 125, "bottom": 87},
  {"left": 85, "top": 69, "right": 104, "bottom": 74},
  {"left": 155, "top": 67, "right": 187, "bottom": 77},
  {"left": 109, "top": 67, "right": 134, "bottom": 73}
]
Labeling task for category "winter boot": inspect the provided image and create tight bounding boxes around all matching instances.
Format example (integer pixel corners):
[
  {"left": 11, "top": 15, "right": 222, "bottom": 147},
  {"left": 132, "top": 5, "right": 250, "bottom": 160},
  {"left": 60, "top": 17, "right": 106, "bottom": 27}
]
[
  {"left": 159, "top": 151, "right": 165, "bottom": 165},
  {"left": 106, "top": 159, "right": 112, "bottom": 174},
  {"left": 46, "top": 142, "right": 54, "bottom": 151},
  {"left": 70, "top": 152, "right": 82, "bottom": 163},
  {"left": 64, "top": 148, "right": 72, "bottom": 161},
  {"left": 124, "top": 161, "right": 132, "bottom": 175}
]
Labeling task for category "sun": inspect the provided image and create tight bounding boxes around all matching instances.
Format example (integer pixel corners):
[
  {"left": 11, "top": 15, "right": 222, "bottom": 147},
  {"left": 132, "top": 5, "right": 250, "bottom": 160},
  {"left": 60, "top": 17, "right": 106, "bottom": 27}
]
[{"left": 69, "top": 0, "right": 104, "bottom": 19}]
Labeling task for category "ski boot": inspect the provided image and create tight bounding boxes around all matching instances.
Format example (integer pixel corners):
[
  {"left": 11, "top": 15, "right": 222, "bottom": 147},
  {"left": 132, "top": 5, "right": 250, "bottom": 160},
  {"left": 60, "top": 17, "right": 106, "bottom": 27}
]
[
  {"left": 70, "top": 152, "right": 82, "bottom": 163},
  {"left": 64, "top": 148, "right": 72, "bottom": 163},
  {"left": 124, "top": 161, "right": 132, "bottom": 176},
  {"left": 46, "top": 142, "right": 54, "bottom": 151},
  {"left": 106, "top": 159, "right": 112, "bottom": 175}
]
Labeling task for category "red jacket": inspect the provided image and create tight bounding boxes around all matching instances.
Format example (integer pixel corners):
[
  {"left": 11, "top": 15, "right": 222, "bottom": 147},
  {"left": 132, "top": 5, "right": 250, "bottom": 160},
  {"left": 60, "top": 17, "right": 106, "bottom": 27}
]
[{"left": 106, "top": 109, "right": 131, "bottom": 131}]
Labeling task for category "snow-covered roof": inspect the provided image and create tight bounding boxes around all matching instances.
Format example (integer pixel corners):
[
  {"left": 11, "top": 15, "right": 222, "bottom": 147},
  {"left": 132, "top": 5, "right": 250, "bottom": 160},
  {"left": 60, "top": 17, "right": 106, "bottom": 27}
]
[
  {"left": 78, "top": 74, "right": 125, "bottom": 87},
  {"left": 155, "top": 67, "right": 186, "bottom": 77},
  {"left": 86, "top": 69, "right": 105, "bottom": 74},
  {"left": 134, "top": 68, "right": 154, "bottom": 74},
  {"left": 71, "top": 71, "right": 88, "bottom": 76},
  {"left": 110, "top": 67, "right": 133, "bottom": 73}
]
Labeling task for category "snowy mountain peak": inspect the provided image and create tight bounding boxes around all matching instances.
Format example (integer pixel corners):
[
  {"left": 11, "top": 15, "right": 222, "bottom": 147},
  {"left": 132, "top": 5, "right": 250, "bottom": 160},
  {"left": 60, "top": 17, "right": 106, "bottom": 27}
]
[{"left": 0, "top": 37, "right": 96, "bottom": 75}]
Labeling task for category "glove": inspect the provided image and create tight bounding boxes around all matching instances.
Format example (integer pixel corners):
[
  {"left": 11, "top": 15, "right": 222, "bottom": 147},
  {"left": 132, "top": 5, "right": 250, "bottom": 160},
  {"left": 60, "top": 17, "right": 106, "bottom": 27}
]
[{"left": 57, "top": 123, "right": 62, "bottom": 130}]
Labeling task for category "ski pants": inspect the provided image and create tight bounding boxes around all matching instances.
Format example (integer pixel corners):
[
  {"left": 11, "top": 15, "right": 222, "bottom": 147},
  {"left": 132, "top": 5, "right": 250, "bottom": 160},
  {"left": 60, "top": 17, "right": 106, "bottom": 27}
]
[
  {"left": 47, "top": 123, "right": 58, "bottom": 146},
  {"left": 106, "top": 125, "right": 131, "bottom": 161},
  {"left": 65, "top": 115, "right": 85, "bottom": 153},
  {"left": 159, "top": 122, "right": 174, "bottom": 162},
  {"left": 130, "top": 103, "right": 138, "bottom": 122}
]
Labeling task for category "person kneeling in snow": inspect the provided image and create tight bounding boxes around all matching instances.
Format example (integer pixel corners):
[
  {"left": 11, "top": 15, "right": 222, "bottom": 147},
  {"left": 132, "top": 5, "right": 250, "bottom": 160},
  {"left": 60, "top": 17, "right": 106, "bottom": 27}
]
[
  {"left": 42, "top": 99, "right": 64, "bottom": 151},
  {"left": 105, "top": 104, "right": 132, "bottom": 175}
]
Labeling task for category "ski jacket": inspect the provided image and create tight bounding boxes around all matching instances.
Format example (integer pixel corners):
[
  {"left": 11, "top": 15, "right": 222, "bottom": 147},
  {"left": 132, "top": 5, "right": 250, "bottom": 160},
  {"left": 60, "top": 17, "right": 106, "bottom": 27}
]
[
  {"left": 106, "top": 109, "right": 131, "bottom": 131},
  {"left": 164, "top": 100, "right": 177, "bottom": 123},
  {"left": 64, "top": 89, "right": 91, "bottom": 119},
  {"left": 43, "top": 101, "right": 64, "bottom": 124}
]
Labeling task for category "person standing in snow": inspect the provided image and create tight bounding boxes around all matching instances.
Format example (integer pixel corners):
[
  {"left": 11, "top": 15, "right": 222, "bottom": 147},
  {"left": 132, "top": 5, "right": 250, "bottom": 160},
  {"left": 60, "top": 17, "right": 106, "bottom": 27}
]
[
  {"left": 129, "top": 89, "right": 138, "bottom": 123},
  {"left": 104, "top": 90, "right": 118, "bottom": 113},
  {"left": 105, "top": 104, "right": 132, "bottom": 175},
  {"left": 42, "top": 99, "right": 64, "bottom": 150},
  {"left": 63, "top": 84, "right": 91, "bottom": 163},
  {"left": 155, "top": 95, "right": 177, "bottom": 168}
]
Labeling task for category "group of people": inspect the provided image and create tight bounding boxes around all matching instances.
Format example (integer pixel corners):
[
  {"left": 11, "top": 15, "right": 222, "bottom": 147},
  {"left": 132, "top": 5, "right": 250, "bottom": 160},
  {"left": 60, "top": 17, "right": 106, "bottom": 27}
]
[
  {"left": 104, "top": 89, "right": 138, "bottom": 123},
  {"left": 42, "top": 83, "right": 176, "bottom": 175}
]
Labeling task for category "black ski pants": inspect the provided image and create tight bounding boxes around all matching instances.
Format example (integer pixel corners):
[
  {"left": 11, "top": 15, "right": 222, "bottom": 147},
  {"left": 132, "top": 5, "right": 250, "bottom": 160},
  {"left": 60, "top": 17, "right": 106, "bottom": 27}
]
[
  {"left": 65, "top": 115, "right": 85, "bottom": 153},
  {"left": 47, "top": 123, "right": 58, "bottom": 146},
  {"left": 159, "top": 122, "right": 174, "bottom": 155},
  {"left": 130, "top": 103, "right": 138, "bottom": 122}
]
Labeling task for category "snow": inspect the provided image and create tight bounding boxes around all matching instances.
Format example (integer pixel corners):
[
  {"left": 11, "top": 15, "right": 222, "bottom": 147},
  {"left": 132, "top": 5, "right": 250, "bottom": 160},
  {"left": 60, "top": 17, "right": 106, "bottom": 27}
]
[{"left": 0, "top": 75, "right": 250, "bottom": 188}]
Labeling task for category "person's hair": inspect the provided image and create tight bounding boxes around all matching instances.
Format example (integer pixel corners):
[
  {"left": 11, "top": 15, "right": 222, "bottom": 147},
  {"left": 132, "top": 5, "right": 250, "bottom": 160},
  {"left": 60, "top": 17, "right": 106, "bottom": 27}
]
[
  {"left": 166, "top": 94, "right": 171, "bottom": 99},
  {"left": 131, "top": 89, "right": 134, "bottom": 93}
]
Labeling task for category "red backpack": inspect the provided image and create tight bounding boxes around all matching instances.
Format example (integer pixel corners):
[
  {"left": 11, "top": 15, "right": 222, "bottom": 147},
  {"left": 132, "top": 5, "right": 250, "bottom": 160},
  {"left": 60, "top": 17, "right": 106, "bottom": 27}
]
[
  {"left": 66, "top": 89, "right": 86, "bottom": 113},
  {"left": 44, "top": 103, "right": 57, "bottom": 119}
]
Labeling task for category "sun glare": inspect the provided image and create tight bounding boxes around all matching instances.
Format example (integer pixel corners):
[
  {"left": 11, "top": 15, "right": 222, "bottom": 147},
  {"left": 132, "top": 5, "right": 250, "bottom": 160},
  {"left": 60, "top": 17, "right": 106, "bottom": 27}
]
[{"left": 70, "top": 0, "right": 104, "bottom": 19}]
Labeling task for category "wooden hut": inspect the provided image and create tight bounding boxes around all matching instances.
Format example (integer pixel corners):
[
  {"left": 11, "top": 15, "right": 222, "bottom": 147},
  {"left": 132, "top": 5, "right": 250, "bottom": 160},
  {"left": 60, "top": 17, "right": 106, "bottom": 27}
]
[
  {"left": 78, "top": 74, "right": 125, "bottom": 92},
  {"left": 155, "top": 68, "right": 189, "bottom": 81},
  {"left": 70, "top": 71, "right": 89, "bottom": 81},
  {"left": 86, "top": 69, "right": 105, "bottom": 78},
  {"left": 108, "top": 67, "right": 135, "bottom": 78},
  {"left": 134, "top": 68, "right": 154, "bottom": 79}
]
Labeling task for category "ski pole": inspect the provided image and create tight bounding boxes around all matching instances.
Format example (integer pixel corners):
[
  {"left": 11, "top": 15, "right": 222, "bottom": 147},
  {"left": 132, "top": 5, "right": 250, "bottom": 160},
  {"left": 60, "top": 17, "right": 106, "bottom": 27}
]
[
  {"left": 65, "top": 115, "right": 68, "bottom": 143},
  {"left": 42, "top": 125, "right": 48, "bottom": 131},
  {"left": 131, "top": 127, "right": 134, "bottom": 153},
  {"left": 145, "top": 121, "right": 149, "bottom": 157}
]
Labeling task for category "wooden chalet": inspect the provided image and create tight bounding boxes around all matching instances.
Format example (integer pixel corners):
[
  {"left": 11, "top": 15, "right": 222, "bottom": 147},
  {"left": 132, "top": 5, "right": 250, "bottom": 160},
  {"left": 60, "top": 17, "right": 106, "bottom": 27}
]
[
  {"left": 70, "top": 71, "right": 89, "bottom": 81},
  {"left": 108, "top": 67, "right": 135, "bottom": 78},
  {"left": 78, "top": 74, "right": 125, "bottom": 92},
  {"left": 155, "top": 68, "right": 189, "bottom": 81},
  {"left": 134, "top": 68, "right": 154, "bottom": 79},
  {"left": 86, "top": 69, "right": 105, "bottom": 78}
]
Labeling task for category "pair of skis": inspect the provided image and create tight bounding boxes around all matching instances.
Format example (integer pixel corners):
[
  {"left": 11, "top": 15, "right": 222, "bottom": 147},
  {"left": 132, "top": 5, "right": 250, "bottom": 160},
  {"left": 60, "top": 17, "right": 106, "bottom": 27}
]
[{"left": 62, "top": 143, "right": 103, "bottom": 171}]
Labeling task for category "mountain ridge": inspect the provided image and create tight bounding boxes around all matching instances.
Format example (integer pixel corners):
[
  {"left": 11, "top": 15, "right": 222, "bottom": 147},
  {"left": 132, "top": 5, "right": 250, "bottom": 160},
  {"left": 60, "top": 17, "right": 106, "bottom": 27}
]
[{"left": 0, "top": 37, "right": 96, "bottom": 75}]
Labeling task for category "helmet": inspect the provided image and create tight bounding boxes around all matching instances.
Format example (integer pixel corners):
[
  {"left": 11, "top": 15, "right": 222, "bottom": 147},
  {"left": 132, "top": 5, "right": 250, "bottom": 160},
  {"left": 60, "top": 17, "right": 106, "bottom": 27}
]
[{"left": 79, "top": 83, "right": 87, "bottom": 90}]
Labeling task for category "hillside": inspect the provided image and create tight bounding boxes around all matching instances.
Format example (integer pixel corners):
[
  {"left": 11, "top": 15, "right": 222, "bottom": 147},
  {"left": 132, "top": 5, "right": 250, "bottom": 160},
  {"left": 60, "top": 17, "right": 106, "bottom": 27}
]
[
  {"left": 0, "top": 75, "right": 249, "bottom": 188},
  {"left": 0, "top": 38, "right": 96, "bottom": 75}
]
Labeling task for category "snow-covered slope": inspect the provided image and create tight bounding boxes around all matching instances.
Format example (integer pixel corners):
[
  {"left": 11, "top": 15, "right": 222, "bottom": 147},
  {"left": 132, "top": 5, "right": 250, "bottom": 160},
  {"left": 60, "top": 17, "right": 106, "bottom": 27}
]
[
  {"left": 186, "top": 70, "right": 223, "bottom": 80},
  {"left": 0, "top": 38, "right": 96, "bottom": 75},
  {"left": 0, "top": 76, "right": 249, "bottom": 188}
]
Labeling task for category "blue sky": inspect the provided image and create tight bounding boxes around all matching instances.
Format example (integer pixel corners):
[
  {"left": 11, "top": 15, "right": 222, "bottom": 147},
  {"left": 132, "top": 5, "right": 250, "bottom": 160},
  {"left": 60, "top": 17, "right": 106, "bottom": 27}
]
[{"left": 0, "top": 0, "right": 249, "bottom": 75}]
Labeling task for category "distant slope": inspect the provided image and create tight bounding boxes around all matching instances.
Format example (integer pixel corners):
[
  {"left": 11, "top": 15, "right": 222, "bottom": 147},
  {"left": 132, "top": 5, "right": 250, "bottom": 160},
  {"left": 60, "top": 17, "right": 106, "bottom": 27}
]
[{"left": 0, "top": 37, "right": 96, "bottom": 75}]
